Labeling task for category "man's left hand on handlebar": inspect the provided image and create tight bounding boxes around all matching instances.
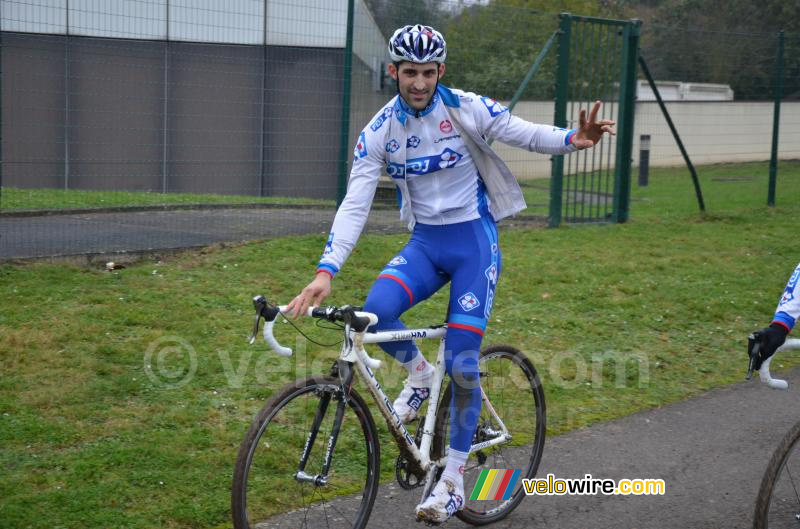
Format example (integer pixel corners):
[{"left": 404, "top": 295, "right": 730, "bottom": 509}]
[{"left": 750, "top": 323, "right": 790, "bottom": 371}]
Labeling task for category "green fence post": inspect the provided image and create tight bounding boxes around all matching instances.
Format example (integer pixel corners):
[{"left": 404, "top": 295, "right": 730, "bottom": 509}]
[
  {"left": 0, "top": 30, "right": 3, "bottom": 211},
  {"left": 768, "top": 30, "right": 784, "bottom": 207},
  {"left": 638, "top": 55, "right": 705, "bottom": 213},
  {"left": 336, "top": 0, "right": 355, "bottom": 206},
  {"left": 549, "top": 13, "right": 572, "bottom": 228},
  {"left": 612, "top": 20, "right": 640, "bottom": 223}
]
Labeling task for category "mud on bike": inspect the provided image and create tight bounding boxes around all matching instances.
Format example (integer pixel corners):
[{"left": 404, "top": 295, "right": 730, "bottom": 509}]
[{"left": 231, "top": 295, "right": 546, "bottom": 528}]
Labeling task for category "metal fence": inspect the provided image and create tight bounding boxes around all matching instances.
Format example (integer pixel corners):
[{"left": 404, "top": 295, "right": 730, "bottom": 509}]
[{"left": 1, "top": 1, "right": 798, "bottom": 260}]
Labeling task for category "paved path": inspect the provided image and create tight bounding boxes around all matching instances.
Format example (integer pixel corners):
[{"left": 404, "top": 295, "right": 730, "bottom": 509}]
[
  {"left": 275, "top": 367, "right": 800, "bottom": 528},
  {"left": 0, "top": 206, "right": 546, "bottom": 261},
  {"left": 0, "top": 206, "right": 405, "bottom": 260}
]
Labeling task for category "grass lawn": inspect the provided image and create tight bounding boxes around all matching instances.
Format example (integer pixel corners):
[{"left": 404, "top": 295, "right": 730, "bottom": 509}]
[
  {"left": 1, "top": 161, "right": 799, "bottom": 527},
  {"left": 0, "top": 187, "right": 335, "bottom": 212},
  {"left": 519, "top": 159, "right": 800, "bottom": 220}
]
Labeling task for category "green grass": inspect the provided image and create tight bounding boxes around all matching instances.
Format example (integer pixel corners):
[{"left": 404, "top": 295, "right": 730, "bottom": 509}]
[
  {"left": 632, "top": 160, "right": 800, "bottom": 218},
  {"left": 520, "top": 160, "right": 800, "bottom": 219},
  {"left": 0, "top": 187, "right": 335, "bottom": 212},
  {"left": 1, "top": 162, "right": 799, "bottom": 527}
]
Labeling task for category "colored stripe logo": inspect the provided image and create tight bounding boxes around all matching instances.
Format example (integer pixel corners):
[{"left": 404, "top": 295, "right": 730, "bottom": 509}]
[{"left": 469, "top": 469, "right": 521, "bottom": 501}]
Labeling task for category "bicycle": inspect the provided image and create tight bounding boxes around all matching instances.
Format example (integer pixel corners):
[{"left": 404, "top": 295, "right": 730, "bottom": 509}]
[
  {"left": 231, "top": 295, "right": 546, "bottom": 528},
  {"left": 746, "top": 332, "right": 800, "bottom": 529}
]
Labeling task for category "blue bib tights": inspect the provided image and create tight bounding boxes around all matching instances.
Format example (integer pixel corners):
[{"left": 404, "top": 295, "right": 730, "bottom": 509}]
[{"left": 363, "top": 213, "right": 500, "bottom": 453}]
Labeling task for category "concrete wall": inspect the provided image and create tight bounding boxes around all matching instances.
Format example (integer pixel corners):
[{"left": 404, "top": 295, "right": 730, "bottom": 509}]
[
  {"left": 493, "top": 100, "right": 800, "bottom": 180},
  {"left": 1, "top": 32, "right": 346, "bottom": 199}
]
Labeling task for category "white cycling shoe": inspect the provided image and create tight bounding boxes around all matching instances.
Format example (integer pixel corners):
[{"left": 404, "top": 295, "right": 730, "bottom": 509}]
[
  {"left": 415, "top": 476, "right": 465, "bottom": 524},
  {"left": 393, "top": 376, "right": 432, "bottom": 423}
]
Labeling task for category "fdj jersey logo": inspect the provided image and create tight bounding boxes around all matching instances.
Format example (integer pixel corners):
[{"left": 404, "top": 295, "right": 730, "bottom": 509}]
[
  {"left": 322, "top": 232, "right": 334, "bottom": 257},
  {"left": 388, "top": 255, "right": 407, "bottom": 266},
  {"left": 385, "top": 139, "right": 400, "bottom": 153},
  {"left": 407, "top": 135, "right": 421, "bottom": 149},
  {"left": 386, "top": 162, "right": 405, "bottom": 179},
  {"left": 406, "top": 149, "right": 463, "bottom": 176},
  {"left": 481, "top": 96, "right": 508, "bottom": 117},
  {"left": 371, "top": 107, "right": 393, "bottom": 132},
  {"left": 354, "top": 132, "right": 367, "bottom": 158},
  {"left": 440, "top": 119, "right": 453, "bottom": 133},
  {"left": 781, "top": 266, "right": 800, "bottom": 306}
]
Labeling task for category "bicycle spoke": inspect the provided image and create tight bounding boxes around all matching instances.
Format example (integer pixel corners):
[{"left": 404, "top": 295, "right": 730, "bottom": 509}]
[
  {"left": 787, "top": 464, "right": 800, "bottom": 507},
  {"left": 232, "top": 378, "right": 379, "bottom": 529},
  {"left": 434, "top": 346, "right": 545, "bottom": 525}
]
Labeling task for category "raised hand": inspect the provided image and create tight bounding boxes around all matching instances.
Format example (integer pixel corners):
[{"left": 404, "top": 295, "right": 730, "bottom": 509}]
[{"left": 572, "top": 100, "right": 616, "bottom": 150}]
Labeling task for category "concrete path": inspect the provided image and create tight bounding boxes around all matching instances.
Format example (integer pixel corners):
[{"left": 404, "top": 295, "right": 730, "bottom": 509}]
[
  {"left": 0, "top": 206, "right": 405, "bottom": 260},
  {"left": 369, "top": 368, "right": 800, "bottom": 528},
  {"left": 0, "top": 206, "right": 546, "bottom": 261},
  {"left": 268, "top": 367, "right": 800, "bottom": 528}
]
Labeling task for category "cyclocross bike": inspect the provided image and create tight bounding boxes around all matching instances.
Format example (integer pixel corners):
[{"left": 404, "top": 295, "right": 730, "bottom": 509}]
[
  {"left": 747, "top": 332, "right": 800, "bottom": 529},
  {"left": 231, "top": 295, "right": 546, "bottom": 528}
]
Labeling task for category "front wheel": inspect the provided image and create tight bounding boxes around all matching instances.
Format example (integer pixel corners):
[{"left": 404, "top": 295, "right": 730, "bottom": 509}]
[
  {"left": 232, "top": 375, "right": 380, "bottom": 529},
  {"left": 435, "top": 344, "right": 546, "bottom": 525},
  {"left": 753, "top": 419, "right": 800, "bottom": 529}
]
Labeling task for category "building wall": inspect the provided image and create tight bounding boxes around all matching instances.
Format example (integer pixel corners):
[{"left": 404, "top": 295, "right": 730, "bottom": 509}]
[
  {"left": 1, "top": 0, "right": 388, "bottom": 200},
  {"left": 1, "top": 32, "right": 346, "bottom": 198}
]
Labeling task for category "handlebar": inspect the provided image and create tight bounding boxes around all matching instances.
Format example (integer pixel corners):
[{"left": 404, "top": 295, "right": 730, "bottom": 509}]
[
  {"left": 748, "top": 335, "right": 800, "bottom": 390},
  {"left": 248, "top": 295, "right": 382, "bottom": 369}
]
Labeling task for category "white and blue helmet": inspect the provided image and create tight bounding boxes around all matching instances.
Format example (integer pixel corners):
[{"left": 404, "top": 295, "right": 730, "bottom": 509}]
[{"left": 388, "top": 24, "right": 447, "bottom": 64}]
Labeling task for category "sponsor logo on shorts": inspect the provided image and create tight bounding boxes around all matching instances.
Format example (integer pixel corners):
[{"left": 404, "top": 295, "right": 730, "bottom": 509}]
[{"left": 458, "top": 292, "right": 480, "bottom": 311}]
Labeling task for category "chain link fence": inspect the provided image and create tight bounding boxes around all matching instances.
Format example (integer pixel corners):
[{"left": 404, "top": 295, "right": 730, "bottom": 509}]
[{"left": 1, "top": 1, "right": 798, "bottom": 259}]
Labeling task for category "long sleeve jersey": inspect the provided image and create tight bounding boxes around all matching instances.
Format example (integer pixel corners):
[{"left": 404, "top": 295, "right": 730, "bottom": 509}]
[
  {"left": 773, "top": 262, "right": 800, "bottom": 332},
  {"left": 317, "top": 84, "right": 577, "bottom": 277}
]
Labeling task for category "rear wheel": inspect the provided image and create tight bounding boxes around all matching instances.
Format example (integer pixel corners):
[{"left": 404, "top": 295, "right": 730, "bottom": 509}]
[
  {"left": 434, "top": 344, "right": 546, "bottom": 525},
  {"left": 232, "top": 375, "right": 380, "bottom": 529}
]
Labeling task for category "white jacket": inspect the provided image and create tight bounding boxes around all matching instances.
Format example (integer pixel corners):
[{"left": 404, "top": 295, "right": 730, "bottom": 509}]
[{"left": 317, "top": 85, "right": 577, "bottom": 276}]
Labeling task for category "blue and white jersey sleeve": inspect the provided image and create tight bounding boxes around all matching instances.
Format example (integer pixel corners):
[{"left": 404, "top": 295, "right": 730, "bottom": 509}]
[
  {"left": 316, "top": 109, "right": 388, "bottom": 277},
  {"left": 463, "top": 91, "right": 578, "bottom": 155},
  {"left": 773, "top": 262, "right": 800, "bottom": 332}
]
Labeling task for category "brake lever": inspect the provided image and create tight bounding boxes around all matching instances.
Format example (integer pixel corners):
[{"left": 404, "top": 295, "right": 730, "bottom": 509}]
[
  {"left": 746, "top": 332, "right": 761, "bottom": 380},
  {"left": 249, "top": 311, "right": 262, "bottom": 345},
  {"left": 249, "top": 295, "right": 268, "bottom": 344}
]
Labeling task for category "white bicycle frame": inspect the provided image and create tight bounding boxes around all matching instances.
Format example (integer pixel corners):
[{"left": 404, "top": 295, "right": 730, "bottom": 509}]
[
  {"left": 264, "top": 304, "right": 512, "bottom": 497},
  {"left": 758, "top": 338, "right": 800, "bottom": 389}
]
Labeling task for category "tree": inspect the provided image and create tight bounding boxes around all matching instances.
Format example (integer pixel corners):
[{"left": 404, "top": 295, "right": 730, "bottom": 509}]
[
  {"left": 442, "top": 0, "right": 626, "bottom": 100},
  {"left": 641, "top": 0, "right": 799, "bottom": 100}
]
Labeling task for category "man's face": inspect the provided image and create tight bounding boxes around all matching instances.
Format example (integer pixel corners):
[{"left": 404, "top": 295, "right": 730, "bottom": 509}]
[{"left": 388, "top": 61, "right": 446, "bottom": 110}]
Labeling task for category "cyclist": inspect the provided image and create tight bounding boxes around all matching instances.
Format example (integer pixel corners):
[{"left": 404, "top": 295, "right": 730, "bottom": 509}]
[
  {"left": 751, "top": 262, "right": 800, "bottom": 370},
  {"left": 287, "top": 24, "right": 614, "bottom": 523}
]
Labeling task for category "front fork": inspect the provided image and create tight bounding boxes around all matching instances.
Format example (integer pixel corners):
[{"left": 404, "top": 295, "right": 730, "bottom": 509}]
[{"left": 295, "top": 361, "right": 355, "bottom": 486}]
